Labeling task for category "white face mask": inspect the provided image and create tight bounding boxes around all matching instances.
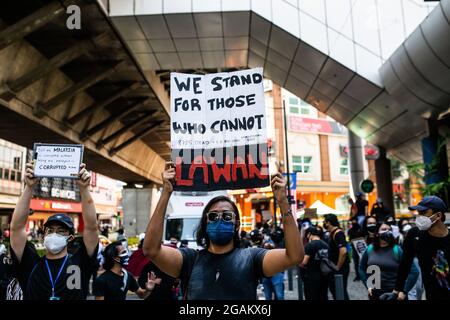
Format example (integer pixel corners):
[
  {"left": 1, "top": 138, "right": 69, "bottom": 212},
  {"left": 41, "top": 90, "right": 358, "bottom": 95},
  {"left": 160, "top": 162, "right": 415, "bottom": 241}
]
[
  {"left": 415, "top": 214, "right": 437, "bottom": 231},
  {"left": 44, "top": 233, "right": 69, "bottom": 255}
]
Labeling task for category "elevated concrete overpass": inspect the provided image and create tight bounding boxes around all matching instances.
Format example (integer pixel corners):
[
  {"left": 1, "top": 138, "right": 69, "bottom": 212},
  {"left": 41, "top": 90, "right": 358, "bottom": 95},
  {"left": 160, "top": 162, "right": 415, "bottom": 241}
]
[{"left": 0, "top": 0, "right": 173, "bottom": 184}]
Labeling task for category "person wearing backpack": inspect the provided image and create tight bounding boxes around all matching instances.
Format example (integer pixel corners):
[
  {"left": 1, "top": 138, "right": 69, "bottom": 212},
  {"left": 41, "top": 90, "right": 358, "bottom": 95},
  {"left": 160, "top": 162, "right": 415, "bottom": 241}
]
[
  {"left": 359, "top": 222, "right": 419, "bottom": 300},
  {"left": 300, "top": 226, "right": 329, "bottom": 300},
  {"left": 323, "top": 214, "right": 350, "bottom": 300}
]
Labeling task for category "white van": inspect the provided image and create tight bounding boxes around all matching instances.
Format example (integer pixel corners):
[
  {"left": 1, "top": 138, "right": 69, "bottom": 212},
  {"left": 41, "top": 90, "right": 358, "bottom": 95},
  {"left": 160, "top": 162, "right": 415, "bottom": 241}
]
[{"left": 163, "top": 191, "right": 227, "bottom": 250}]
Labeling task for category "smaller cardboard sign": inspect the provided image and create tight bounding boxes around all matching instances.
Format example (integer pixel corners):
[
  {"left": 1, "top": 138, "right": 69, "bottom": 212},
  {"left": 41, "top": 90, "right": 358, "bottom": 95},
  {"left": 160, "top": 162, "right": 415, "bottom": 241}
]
[
  {"left": 33, "top": 143, "right": 83, "bottom": 179},
  {"left": 351, "top": 237, "right": 368, "bottom": 259}
]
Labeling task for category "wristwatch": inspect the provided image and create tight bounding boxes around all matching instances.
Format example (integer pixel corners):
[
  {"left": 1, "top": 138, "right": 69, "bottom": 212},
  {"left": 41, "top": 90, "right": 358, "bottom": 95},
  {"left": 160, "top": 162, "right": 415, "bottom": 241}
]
[{"left": 281, "top": 209, "right": 293, "bottom": 219}]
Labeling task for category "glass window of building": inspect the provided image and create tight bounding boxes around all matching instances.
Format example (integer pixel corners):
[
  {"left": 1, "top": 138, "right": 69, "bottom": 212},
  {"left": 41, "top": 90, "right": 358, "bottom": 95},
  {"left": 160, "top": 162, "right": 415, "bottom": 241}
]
[
  {"left": 13, "top": 156, "right": 21, "bottom": 170},
  {"left": 339, "top": 158, "right": 349, "bottom": 175},
  {"left": 292, "top": 155, "right": 312, "bottom": 173},
  {"left": 289, "top": 97, "right": 299, "bottom": 113},
  {"left": 3, "top": 168, "right": 9, "bottom": 180},
  {"left": 300, "top": 100, "right": 311, "bottom": 115}
]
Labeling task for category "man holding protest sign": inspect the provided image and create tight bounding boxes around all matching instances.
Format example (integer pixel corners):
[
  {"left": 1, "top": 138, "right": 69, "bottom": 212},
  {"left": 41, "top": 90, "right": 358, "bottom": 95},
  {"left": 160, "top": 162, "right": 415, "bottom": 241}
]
[
  {"left": 143, "top": 163, "right": 303, "bottom": 299},
  {"left": 143, "top": 68, "right": 303, "bottom": 299},
  {"left": 10, "top": 152, "right": 99, "bottom": 300}
]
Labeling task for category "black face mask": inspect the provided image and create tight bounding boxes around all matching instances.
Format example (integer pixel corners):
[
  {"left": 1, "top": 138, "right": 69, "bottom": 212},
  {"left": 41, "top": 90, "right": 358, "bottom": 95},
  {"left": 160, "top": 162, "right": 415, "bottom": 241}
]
[
  {"left": 379, "top": 230, "right": 394, "bottom": 243},
  {"left": 367, "top": 224, "right": 377, "bottom": 233}
]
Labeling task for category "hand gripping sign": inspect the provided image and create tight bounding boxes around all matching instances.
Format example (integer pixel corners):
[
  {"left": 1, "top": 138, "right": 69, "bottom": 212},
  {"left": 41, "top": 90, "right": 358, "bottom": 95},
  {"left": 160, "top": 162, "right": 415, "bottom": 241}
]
[
  {"left": 170, "top": 68, "right": 270, "bottom": 191},
  {"left": 32, "top": 143, "right": 84, "bottom": 179}
]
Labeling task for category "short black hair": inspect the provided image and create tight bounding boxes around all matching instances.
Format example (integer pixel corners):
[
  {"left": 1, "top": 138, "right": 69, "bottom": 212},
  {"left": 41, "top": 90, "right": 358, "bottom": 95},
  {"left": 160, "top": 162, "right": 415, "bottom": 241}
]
[
  {"left": 306, "top": 226, "right": 321, "bottom": 237},
  {"left": 431, "top": 208, "right": 447, "bottom": 222},
  {"left": 195, "top": 196, "right": 240, "bottom": 248},
  {"left": 324, "top": 214, "right": 340, "bottom": 227},
  {"left": 102, "top": 241, "right": 122, "bottom": 270}
]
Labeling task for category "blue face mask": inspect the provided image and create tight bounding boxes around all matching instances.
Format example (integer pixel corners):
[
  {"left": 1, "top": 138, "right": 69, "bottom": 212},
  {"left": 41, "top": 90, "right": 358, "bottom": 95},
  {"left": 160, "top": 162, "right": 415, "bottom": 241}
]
[{"left": 206, "top": 220, "right": 235, "bottom": 246}]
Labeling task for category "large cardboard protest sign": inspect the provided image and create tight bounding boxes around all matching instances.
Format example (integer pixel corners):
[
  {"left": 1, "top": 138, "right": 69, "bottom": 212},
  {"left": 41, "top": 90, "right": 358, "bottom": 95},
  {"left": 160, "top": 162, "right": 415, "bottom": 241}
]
[
  {"left": 33, "top": 143, "right": 83, "bottom": 179},
  {"left": 171, "top": 68, "right": 269, "bottom": 191}
]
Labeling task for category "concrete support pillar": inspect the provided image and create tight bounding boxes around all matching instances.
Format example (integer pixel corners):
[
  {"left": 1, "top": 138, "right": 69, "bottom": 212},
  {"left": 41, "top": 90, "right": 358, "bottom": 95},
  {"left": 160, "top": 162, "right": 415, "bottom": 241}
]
[
  {"left": 122, "top": 185, "right": 157, "bottom": 237},
  {"left": 375, "top": 147, "right": 395, "bottom": 215},
  {"left": 348, "top": 130, "right": 365, "bottom": 195}
]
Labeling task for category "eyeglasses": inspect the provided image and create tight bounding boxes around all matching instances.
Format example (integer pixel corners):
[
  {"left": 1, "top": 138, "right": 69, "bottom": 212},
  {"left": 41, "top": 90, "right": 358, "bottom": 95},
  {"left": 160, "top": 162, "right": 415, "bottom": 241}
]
[
  {"left": 45, "top": 227, "right": 69, "bottom": 236},
  {"left": 207, "top": 211, "right": 236, "bottom": 222}
]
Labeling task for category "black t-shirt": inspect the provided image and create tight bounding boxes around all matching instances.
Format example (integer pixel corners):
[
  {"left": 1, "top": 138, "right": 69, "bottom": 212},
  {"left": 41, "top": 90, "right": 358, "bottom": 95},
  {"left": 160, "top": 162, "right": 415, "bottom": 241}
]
[
  {"left": 179, "top": 247, "right": 267, "bottom": 300},
  {"left": 11, "top": 241, "right": 98, "bottom": 300},
  {"left": 328, "top": 229, "right": 349, "bottom": 266},
  {"left": 93, "top": 269, "right": 139, "bottom": 300},
  {"left": 138, "top": 261, "right": 177, "bottom": 300},
  {"left": 304, "top": 240, "right": 329, "bottom": 277},
  {"left": 395, "top": 227, "right": 450, "bottom": 300},
  {"left": 355, "top": 199, "right": 368, "bottom": 216}
]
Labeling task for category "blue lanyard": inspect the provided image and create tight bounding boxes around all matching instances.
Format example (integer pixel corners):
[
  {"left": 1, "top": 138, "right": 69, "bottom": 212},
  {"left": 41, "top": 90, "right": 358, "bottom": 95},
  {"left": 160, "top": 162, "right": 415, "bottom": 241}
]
[{"left": 44, "top": 255, "right": 69, "bottom": 299}]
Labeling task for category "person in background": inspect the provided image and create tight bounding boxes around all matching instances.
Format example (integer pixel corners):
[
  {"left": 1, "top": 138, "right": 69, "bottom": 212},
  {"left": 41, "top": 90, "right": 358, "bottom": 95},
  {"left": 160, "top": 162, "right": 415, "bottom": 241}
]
[
  {"left": 261, "top": 239, "right": 285, "bottom": 300},
  {"left": 355, "top": 192, "right": 369, "bottom": 226},
  {"left": 397, "top": 221, "right": 423, "bottom": 300},
  {"left": 300, "top": 226, "right": 329, "bottom": 300},
  {"left": 371, "top": 198, "right": 392, "bottom": 223},
  {"left": 93, "top": 241, "right": 158, "bottom": 300},
  {"left": 384, "top": 216, "right": 400, "bottom": 241},
  {"left": 363, "top": 216, "right": 378, "bottom": 246},
  {"left": 125, "top": 233, "right": 149, "bottom": 278},
  {"left": 116, "top": 229, "right": 128, "bottom": 253},
  {"left": 348, "top": 198, "right": 358, "bottom": 219},
  {"left": 323, "top": 214, "right": 350, "bottom": 300},
  {"left": 359, "top": 222, "right": 419, "bottom": 300},
  {"left": 239, "top": 231, "right": 251, "bottom": 249},
  {"left": 0, "top": 238, "right": 9, "bottom": 300},
  {"left": 180, "top": 240, "right": 189, "bottom": 249},
  {"left": 347, "top": 217, "right": 365, "bottom": 281},
  {"left": 389, "top": 196, "right": 450, "bottom": 300}
]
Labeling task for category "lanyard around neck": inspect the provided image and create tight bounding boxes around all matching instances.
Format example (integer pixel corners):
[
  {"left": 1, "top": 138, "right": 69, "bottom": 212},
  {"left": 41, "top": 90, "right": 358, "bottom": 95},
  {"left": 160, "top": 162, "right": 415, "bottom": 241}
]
[{"left": 44, "top": 255, "right": 69, "bottom": 297}]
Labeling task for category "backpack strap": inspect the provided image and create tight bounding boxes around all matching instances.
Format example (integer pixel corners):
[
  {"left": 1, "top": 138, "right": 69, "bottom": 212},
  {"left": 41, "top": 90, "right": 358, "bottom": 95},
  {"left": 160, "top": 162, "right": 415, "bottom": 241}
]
[
  {"left": 330, "top": 228, "right": 343, "bottom": 242},
  {"left": 366, "top": 244, "right": 374, "bottom": 256},
  {"left": 122, "top": 270, "right": 128, "bottom": 292},
  {"left": 392, "top": 245, "right": 400, "bottom": 262}
]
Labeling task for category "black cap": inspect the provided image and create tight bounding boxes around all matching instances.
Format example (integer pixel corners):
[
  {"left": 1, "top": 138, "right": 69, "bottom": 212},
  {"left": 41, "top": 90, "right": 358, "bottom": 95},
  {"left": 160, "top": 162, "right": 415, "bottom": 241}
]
[
  {"left": 44, "top": 214, "right": 74, "bottom": 232},
  {"left": 408, "top": 196, "right": 448, "bottom": 213}
]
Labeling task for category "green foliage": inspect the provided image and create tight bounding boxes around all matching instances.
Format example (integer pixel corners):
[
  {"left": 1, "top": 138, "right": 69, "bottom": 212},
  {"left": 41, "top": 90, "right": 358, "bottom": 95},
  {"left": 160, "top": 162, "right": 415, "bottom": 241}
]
[{"left": 405, "top": 135, "right": 450, "bottom": 203}]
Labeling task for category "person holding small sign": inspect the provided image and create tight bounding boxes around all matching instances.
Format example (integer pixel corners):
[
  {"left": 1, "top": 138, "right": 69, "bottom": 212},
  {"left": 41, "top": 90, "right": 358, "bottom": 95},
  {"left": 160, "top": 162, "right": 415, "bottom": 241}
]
[
  {"left": 9, "top": 161, "right": 99, "bottom": 300},
  {"left": 143, "top": 162, "right": 304, "bottom": 300}
]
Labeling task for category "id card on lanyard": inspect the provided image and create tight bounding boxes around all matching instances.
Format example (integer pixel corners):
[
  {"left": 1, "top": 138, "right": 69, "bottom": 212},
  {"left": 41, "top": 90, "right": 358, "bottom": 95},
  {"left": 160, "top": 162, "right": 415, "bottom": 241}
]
[{"left": 45, "top": 255, "right": 69, "bottom": 300}]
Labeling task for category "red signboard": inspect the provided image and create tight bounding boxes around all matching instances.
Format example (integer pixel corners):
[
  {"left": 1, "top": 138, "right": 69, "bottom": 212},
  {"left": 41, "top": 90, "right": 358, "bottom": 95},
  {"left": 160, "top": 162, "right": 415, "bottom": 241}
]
[
  {"left": 289, "top": 116, "right": 346, "bottom": 135},
  {"left": 30, "top": 199, "right": 82, "bottom": 213}
]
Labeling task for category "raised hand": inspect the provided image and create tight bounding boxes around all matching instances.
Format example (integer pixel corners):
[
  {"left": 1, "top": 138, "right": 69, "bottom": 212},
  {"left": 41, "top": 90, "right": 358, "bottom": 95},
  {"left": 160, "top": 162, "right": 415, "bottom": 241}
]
[
  {"left": 146, "top": 271, "right": 162, "bottom": 291},
  {"left": 77, "top": 163, "right": 91, "bottom": 189},
  {"left": 162, "top": 161, "right": 176, "bottom": 194},
  {"left": 270, "top": 172, "right": 288, "bottom": 205},
  {"left": 24, "top": 161, "right": 39, "bottom": 187}
]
